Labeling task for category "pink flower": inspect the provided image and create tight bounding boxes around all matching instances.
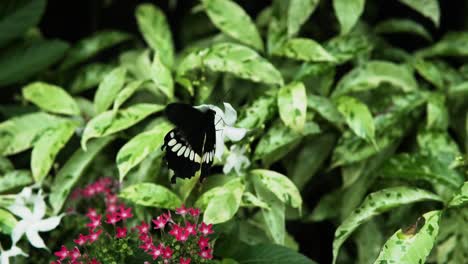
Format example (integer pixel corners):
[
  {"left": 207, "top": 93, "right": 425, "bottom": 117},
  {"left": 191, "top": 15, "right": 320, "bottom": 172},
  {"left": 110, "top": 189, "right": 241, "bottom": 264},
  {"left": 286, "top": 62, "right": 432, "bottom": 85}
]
[
  {"left": 89, "top": 259, "right": 101, "bottom": 264},
  {"left": 188, "top": 208, "right": 200, "bottom": 217},
  {"left": 140, "top": 241, "right": 154, "bottom": 252},
  {"left": 139, "top": 232, "right": 151, "bottom": 243},
  {"left": 180, "top": 257, "right": 191, "bottom": 264},
  {"left": 199, "top": 247, "right": 213, "bottom": 259},
  {"left": 176, "top": 229, "right": 190, "bottom": 242},
  {"left": 198, "top": 236, "right": 209, "bottom": 249},
  {"left": 116, "top": 227, "right": 127, "bottom": 238},
  {"left": 106, "top": 194, "right": 118, "bottom": 204},
  {"left": 106, "top": 203, "right": 118, "bottom": 213},
  {"left": 136, "top": 221, "right": 149, "bottom": 234},
  {"left": 168, "top": 224, "right": 182, "bottom": 238},
  {"left": 86, "top": 215, "right": 101, "bottom": 231},
  {"left": 118, "top": 205, "right": 133, "bottom": 220},
  {"left": 86, "top": 208, "right": 98, "bottom": 219},
  {"left": 152, "top": 215, "right": 167, "bottom": 229},
  {"left": 70, "top": 247, "right": 81, "bottom": 261},
  {"left": 175, "top": 205, "right": 188, "bottom": 216},
  {"left": 73, "top": 234, "right": 88, "bottom": 246},
  {"left": 199, "top": 222, "right": 214, "bottom": 236},
  {"left": 88, "top": 229, "right": 103, "bottom": 243},
  {"left": 150, "top": 244, "right": 164, "bottom": 260},
  {"left": 82, "top": 185, "right": 96, "bottom": 197},
  {"left": 185, "top": 222, "right": 197, "bottom": 236},
  {"left": 162, "top": 246, "right": 173, "bottom": 259},
  {"left": 54, "top": 245, "right": 69, "bottom": 260},
  {"left": 105, "top": 213, "right": 121, "bottom": 224}
]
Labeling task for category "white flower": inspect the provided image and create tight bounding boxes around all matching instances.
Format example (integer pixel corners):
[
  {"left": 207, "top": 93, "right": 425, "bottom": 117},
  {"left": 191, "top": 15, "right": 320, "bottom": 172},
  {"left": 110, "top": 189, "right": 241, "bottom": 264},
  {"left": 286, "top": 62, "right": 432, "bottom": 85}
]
[
  {"left": 0, "top": 245, "right": 27, "bottom": 264},
  {"left": 195, "top": 102, "right": 247, "bottom": 159},
  {"left": 7, "top": 188, "right": 63, "bottom": 249},
  {"left": 223, "top": 145, "right": 251, "bottom": 175}
]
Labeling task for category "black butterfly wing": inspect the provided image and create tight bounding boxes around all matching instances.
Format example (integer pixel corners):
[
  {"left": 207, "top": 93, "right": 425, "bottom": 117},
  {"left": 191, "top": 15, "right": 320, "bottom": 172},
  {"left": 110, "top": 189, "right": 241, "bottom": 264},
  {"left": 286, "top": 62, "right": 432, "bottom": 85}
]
[{"left": 162, "top": 103, "right": 216, "bottom": 183}]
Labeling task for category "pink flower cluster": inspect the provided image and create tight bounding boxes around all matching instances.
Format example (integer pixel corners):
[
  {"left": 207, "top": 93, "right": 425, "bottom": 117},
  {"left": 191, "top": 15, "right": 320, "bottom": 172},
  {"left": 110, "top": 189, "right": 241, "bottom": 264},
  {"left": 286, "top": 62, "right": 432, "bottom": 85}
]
[
  {"left": 70, "top": 177, "right": 116, "bottom": 200},
  {"left": 137, "top": 204, "right": 214, "bottom": 263}
]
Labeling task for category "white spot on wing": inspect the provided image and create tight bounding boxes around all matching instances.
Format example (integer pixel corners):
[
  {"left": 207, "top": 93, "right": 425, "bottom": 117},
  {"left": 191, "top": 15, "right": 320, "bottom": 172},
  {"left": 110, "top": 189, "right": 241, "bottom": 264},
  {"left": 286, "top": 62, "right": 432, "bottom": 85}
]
[
  {"left": 190, "top": 150, "right": 194, "bottom": 161},
  {"left": 184, "top": 147, "right": 190, "bottom": 157},
  {"left": 177, "top": 146, "right": 186, "bottom": 156},
  {"left": 170, "top": 132, "right": 174, "bottom": 138},
  {"left": 172, "top": 143, "right": 181, "bottom": 152},
  {"left": 168, "top": 139, "right": 177, "bottom": 147},
  {"left": 195, "top": 153, "right": 201, "bottom": 163}
]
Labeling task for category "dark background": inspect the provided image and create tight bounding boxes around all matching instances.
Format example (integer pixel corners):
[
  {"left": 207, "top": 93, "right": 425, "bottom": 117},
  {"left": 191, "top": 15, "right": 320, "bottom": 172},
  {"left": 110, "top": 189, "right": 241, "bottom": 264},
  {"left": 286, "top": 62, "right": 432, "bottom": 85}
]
[{"left": 37, "top": 1, "right": 468, "bottom": 263}]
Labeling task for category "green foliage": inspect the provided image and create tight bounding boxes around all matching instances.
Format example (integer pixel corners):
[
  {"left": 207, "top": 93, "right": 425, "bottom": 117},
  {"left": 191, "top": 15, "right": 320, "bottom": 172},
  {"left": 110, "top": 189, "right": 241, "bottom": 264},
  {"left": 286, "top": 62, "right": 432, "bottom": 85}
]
[{"left": 1, "top": 1, "right": 467, "bottom": 263}]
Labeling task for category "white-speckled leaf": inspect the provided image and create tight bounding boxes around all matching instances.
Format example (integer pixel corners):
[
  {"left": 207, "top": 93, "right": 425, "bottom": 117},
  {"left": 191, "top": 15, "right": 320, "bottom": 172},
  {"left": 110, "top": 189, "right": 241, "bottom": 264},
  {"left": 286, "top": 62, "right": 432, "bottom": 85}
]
[
  {"left": 81, "top": 103, "right": 164, "bottom": 149},
  {"left": 373, "top": 210, "right": 441, "bottom": 264},
  {"left": 448, "top": 182, "right": 468, "bottom": 208},
  {"left": 119, "top": 183, "right": 181, "bottom": 209},
  {"left": 22, "top": 82, "right": 80, "bottom": 116},
  {"left": 178, "top": 43, "right": 283, "bottom": 86},
  {"left": 278, "top": 82, "right": 307, "bottom": 132},
  {"left": 288, "top": 0, "right": 319, "bottom": 36},
  {"left": 94, "top": 67, "right": 126, "bottom": 114},
  {"left": 332, "top": 61, "right": 418, "bottom": 97},
  {"left": 202, "top": 0, "right": 263, "bottom": 50},
  {"left": 116, "top": 121, "right": 172, "bottom": 181},
  {"left": 31, "top": 120, "right": 78, "bottom": 183},
  {"left": 333, "top": 0, "right": 365, "bottom": 35},
  {"left": 136, "top": 3, "right": 174, "bottom": 67},
  {"left": 0, "top": 208, "right": 17, "bottom": 235},
  {"left": 332, "top": 187, "right": 442, "bottom": 264},
  {"left": 335, "top": 96, "right": 375, "bottom": 143},
  {"left": 273, "top": 38, "right": 335, "bottom": 62},
  {"left": 398, "top": 0, "right": 440, "bottom": 26}
]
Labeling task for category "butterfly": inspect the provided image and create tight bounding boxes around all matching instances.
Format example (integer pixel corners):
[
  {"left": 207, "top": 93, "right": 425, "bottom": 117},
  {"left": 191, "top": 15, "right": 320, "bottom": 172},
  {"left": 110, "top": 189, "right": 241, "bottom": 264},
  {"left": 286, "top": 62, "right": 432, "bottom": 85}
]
[{"left": 161, "top": 103, "right": 217, "bottom": 183}]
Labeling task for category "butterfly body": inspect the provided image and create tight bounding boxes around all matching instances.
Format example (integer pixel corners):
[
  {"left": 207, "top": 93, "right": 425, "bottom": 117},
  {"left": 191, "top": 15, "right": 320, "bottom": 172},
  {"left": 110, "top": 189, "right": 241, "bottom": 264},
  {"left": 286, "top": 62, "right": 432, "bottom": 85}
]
[{"left": 162, "top": 103, "right": 216, "bottom": 183}]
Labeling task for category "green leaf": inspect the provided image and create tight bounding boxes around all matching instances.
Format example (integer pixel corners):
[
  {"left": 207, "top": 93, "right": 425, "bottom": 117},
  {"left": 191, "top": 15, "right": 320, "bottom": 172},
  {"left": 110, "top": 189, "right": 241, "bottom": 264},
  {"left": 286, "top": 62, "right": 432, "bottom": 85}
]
[
  {"left": 116, "top": 121, "right": 172, "bottom": 181},
  {"left": 324, "top": 33, "right": 373, "bottom": 65},
  {"left": 398, "top": 0, "right": 440, "bottom": 26},
  {"left": 287, "top": 0, "right": 319, "bottom": 36},
  {"left": 251, "top": 169, "right": 302, "bottom": 211},
  {"left": 0, "top": 157, "right": 13, "bottom": 174},
  {"left": 231, "top": 243, "right": 317, "bottom": 264},
  {"left": 253, "top": 174, "right": 286, "bottom": 245},
  {"left": 0, "top": 39, "right": 68, "bottom": 86},
  {"left": 0, "top": 112, "right": 63, "bottom": 156},
  {"left": 332, "top": 187, "right": 442, "bottom": 264},
  {"left": 178, "top": 43, "right": 283, "bottom": 86},
  {"left": 379, "top": 153, "right": 463, "bottom": 192},
  {"left": 374, "top": 18, "right": 432, "bottom": 41},
  {"left": 119, "top": 183, "right": 182, "bottom": 209},
  {"left": 237, "top": 93, "right": 277, "bottom": 130},
  {"left": 241, "top": 192, "right": 270, "bottom": 209},
  {"left": 202, "top": 0, "right": 263, "bottom": 50},
  {"left": 136, "top": 4, "right": 174, "bottom": 68},
  {"left": 254, "top": 119, "right": 319, "bottom": 166},
  {"left": 149, "top": 52, "right": 173, "bottom": 99},
  {"left": 335, "top": 96, "right": 375, "bottom": 143},
  {"left": 197, "top": 178, "right": 245, "bottom": 224},
  {"left": 417, "top": 130, "right": 461, "bottom": 167},
  {"left": 417, "top": 31, "right": 468, "bottom": 58},
  {"left": 0, "top": 208, "right": 17, "bottom": 235},
  {"left": 410, "top": 58, "right": 444, "bottom": 89},
  {"left": 0, "top": 170, "right": 33, "bottom": 193},
  {"left": 373, "top": 210, "right": 441, "bottom": 264},
  {"left": 50, "top": 137, "right": 113, "bottom": 214},
  {"left": 22, "top": 82, "right": 80, "bottom": 116},
  {"left": 333, "top": 0, "right": 365, "bottom": 35},
  {"left": 81, "top": 103, "right": 164, "bottom": 149},
  {"left": 332, "top": 61, "right": 418, "bottom": 97},
  {"left": 355, "top": 221, "right": 384, "bottom": 264},
  {"left": 59, "top": 31, "right": 131, "bottom": 70},
  {"left": 448, "top": 182, "right": 468, "bottom": 207},
  {"left": 94, "top": 67, "right": 127, "bottom": 114},
  {"left": 278, "top": 82, "right": 307, "bottom": 132},
  {"left": 291, "top": 133, "right": 337, "bottom": 190},
  {"left": 0, "top": 0, "right": 46, "bottom": 47},
  {"left": 31, "top": 120, "right": 77, "bottom": 183},
  {"left": 273, "top": 38, "right": 335, "bottom": 62},
  {"left": 70, "top": 63, "right": 114, "bottom": 94},
  {"left": 426, "top": 92, "right": 449, "bottom": 130},
  {"left": 112, "top": 80, "right": 145, "bottom": 112},
  {"left": 307, "top": 95, "right": 344, "bottom": 127}
]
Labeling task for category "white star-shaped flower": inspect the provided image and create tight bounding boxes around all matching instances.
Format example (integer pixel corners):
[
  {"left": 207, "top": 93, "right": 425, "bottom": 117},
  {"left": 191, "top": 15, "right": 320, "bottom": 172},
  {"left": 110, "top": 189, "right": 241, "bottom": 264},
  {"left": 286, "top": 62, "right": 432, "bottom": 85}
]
[
  {"left": 223, "top": 145, "right": 251, "bottom": 175},
  {"left": 7, "top": 188, "right": 63, "bottom": 249},
  {"left": 0, "top": 245, "right": 27, "bottom": 264},
  {"left": 195, "top": 102, "right": 247, "bottom": 159}
]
